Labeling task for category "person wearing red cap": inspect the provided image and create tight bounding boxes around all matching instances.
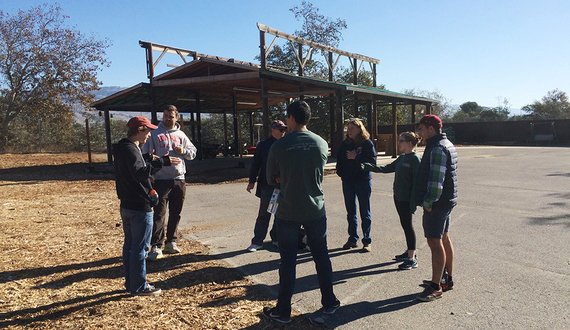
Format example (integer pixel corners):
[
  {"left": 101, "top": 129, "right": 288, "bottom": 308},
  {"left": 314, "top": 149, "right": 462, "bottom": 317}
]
[
  {"left": 114, "top": 116, "right": 181, "bottom": 296},
  {"left": 415, "top": 114, "right": 458, "bottom": 302},
  {"left": 245, "top": 120, "right": 286, "bottom": 252}
]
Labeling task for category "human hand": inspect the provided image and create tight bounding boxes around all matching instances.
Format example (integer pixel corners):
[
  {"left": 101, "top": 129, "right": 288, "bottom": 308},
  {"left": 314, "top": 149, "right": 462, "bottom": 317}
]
[
  {"left": 275, "top": 175, "right": 281, "bottom": 184},
  {"left": 151, "top": 149, "right": 159, "bottom": 161},
  {"left": 174, "top": 145, "right": 184, "bottom": 155},
  {"left": 347, "top": 150, "right": 357, "bottom": 160},
  {"left": 163, "top": 151, "right": 182, "bottom": 165},
  {"left": 246, "top": 183, "right": 254, "bottom": 193}
]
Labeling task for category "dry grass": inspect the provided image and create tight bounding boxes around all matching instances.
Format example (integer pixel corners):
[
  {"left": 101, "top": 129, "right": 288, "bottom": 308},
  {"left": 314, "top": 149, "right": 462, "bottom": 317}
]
[{"left": 0, "top": 153, "right": 324, "bottom": 329}]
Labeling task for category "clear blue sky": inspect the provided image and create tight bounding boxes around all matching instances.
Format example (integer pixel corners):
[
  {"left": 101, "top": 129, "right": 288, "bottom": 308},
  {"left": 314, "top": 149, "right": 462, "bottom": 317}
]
[{"left": 5, "top": 0, "right": 569, "bottom": 112}]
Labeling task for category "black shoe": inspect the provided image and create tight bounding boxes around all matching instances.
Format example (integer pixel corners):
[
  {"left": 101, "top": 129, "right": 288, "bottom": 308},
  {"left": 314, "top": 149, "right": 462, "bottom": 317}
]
[
  {"left": 394, "top": 251, "right": 416, "bottom": 261},
  {"left": 442, "top": 279, "right": 454, "bottom": 292},
  {"left": 342, "top": 240, "right": 358, "bottom": 250},
  {"left": 415, "top": 286, "right": 442, "bottom": 302},
  {"left": 398, "top": 258, "right": 418, "bottom": 270},
  {"left": 323, "top": 299, "right": 341, "bottom": 315},
  {"left": 422, "top": 278, "right": 453, "bottom": 292},
  {"left": 262, "top": 307, "right": 291, "bottom": 324}
]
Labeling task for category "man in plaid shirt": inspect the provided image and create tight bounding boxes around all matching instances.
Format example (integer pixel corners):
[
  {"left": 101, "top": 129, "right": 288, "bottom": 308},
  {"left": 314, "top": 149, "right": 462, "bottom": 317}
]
[{"left": 415, "top": 115, "right": 458, "bottom": 302}]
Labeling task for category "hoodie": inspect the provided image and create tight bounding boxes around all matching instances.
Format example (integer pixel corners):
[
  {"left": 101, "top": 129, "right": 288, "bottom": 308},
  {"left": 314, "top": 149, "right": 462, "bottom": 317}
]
[{"left": 143, "top": 122, "right": 197, "bottom": 180}]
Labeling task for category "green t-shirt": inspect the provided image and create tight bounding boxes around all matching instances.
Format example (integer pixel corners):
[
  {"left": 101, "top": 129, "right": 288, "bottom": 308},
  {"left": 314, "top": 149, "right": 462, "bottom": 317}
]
[{"left": 266, "top": 130, "right": 328, "bottom": 222}]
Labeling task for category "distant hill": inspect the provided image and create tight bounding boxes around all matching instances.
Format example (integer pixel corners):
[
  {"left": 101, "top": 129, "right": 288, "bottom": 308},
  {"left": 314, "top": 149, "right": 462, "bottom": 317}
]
[
  {"left": 75, "top": 86, "right": 133, "bottom": 122},
  {"left": 93, "top": 86, "right": 127, "bottom": 100}
]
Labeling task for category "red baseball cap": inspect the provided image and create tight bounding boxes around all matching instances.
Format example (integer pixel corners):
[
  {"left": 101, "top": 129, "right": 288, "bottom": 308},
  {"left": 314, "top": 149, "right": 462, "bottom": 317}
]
[
  {"left": 127, "top": 116, "right": 158, "bottom": 129},
  {"left": 419, "top": 115, "right": 442, "bottom": 129}
]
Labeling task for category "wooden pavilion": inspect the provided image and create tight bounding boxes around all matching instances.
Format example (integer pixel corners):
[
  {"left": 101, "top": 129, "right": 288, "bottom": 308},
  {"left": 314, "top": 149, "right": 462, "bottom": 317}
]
[{"left": 91, "top": 23, "right": 436, "bottom": 163}]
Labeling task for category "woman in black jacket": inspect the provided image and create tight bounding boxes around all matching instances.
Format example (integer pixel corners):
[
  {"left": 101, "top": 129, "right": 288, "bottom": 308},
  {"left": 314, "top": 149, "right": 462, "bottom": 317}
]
[{"left": 336, "top": 119, "right": 377, "bottom": 252}]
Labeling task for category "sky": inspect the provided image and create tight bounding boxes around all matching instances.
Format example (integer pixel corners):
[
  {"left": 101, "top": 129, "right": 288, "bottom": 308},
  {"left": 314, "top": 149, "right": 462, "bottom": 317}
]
[{"left": 4, "top": 0, "right": 570, "bottom": 113}]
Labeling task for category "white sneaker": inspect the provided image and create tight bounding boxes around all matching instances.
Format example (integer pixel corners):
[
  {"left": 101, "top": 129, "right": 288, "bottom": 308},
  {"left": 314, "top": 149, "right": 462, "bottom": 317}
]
[
  {"left": 163, "top": 241, "right": 180, "bottom": 254},
  {"left": 148, "top": 246, "right": 163, "bottom": 261},
  {"left": 247, "top": 244, "right": 263, "bottom": 252}
]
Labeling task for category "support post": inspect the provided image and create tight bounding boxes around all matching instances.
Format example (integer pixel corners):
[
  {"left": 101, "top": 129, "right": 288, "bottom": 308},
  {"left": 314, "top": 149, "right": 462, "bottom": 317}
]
[
  {"left": 104, "top": 109, "right": 112, "bottom": 163},
  {"left": 334, "top": 92, "right": 344, "bottom": 157},
  {"left": 232, "top": 92, "right": 239, "bottom": 157},
  {"left": 392, "top": 103, "right": 397, "bottom": 158},
  {"left": 249, "top": 111, "right": 254, "bottom": 146},
  {"left": 196, "top": 90, "right": 203, "bottom": 160}
]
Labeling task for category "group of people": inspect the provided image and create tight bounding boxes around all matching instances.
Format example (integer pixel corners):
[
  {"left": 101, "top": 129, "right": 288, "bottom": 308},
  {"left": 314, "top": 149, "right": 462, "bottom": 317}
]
[
  {"left": 114, "top": 100, "right": 457, "bottom": 319},
  {"left": 246, "top": 102, "right": 457, "bottom": 323},
  {"left": 114, "top": 105, "right": 196, "bottom": 296}
]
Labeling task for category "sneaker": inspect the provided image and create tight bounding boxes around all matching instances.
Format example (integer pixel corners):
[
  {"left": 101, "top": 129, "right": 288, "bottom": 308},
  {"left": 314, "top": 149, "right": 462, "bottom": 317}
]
[
  {"left": 342, "top": 240, "right": 358, "bottom": 250},
  {"left": 163, "top": 241, "right": 180, "bottom": 254},
  {"left": 262, "top": 307, "right": 291, "bottom": 324},
  {"left": 134, "top": 284, "right": 162, "bottom": 296},
  {"left": 323, "top": 299, "right": 341, "bottom": 315},
  {"left": 147, "top": 246, "right": 163, "bottom": 261},
  {"left": 247, "top": 244, "right": 263, "bottom": 252},
  {"left": 422, "top": 276, "right": 454, "bottom": 291},
  {"left": 362, "top": 243, "right": 371, "bottom": 252},
  {"left": 394, "top": 251, "right": 416, "bottom": 261},
  {"left": 416, "top": 286, "right": 442, "bottom": 302},
  {"left": 398, "top": 258, "right": 418, "bottom": 270}
]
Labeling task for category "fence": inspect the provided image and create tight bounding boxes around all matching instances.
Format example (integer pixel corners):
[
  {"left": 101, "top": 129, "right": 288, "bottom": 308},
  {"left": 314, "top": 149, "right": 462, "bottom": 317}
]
[{"left": 378, "top": 119, "right": 570, "bottom": 145}]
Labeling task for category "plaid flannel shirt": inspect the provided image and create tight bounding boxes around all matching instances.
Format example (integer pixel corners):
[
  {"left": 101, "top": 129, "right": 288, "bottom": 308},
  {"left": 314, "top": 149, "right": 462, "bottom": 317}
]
[{"left": 423, "top": 146, "right": 448, "bottom": 209}]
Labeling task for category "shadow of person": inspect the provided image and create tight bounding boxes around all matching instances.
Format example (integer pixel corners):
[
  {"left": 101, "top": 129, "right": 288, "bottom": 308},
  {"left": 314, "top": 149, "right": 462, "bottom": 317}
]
[{"left": 0, "top": 289, "right": 128, "bottom": 327}]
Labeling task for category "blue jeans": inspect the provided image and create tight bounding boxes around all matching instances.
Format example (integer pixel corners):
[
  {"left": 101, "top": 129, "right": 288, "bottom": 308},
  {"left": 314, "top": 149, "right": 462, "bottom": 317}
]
[
  {"left": 342, "top": 180, "right": 372, "bottom": 244},
  {"left": 251, "top": 186, "right": 277, "bottom": 245},
  {"left": 274, "top": 215, "right": 337, "bottom": 317},
  {"left": 121, "top": 207, "right": 153, "bottom": 294}
]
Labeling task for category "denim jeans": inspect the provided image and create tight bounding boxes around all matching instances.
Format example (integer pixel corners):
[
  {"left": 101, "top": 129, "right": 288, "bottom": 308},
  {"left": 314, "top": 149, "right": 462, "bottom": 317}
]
[
  {"left": 251, "top": 186, "right": 277, "bottom": 245},
  {"left": 274, "top": 215, "right": 337, "bottom": 317},
  {"left": 342, "top": 180, "right": 372, "bottom": 244},
  {"left": 121, "top": 207, "right": 153, "bottom": 294}
]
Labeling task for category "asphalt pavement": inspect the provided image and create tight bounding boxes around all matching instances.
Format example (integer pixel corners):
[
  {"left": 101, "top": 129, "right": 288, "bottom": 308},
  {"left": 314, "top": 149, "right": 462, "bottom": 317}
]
[{"left": 180, "top": 146, "right": 570, "bottom": 329}]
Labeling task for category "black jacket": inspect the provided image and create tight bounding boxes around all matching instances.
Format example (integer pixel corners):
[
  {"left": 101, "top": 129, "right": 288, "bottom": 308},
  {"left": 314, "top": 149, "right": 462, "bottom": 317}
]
[
  {"left": 336, "top": 139, "right": 377, "bottom": 182},
  {"left": 114, "top": 138, "right": 171, "bottom": 212},
  {"left": 249, "top": 136, "right": 277, "bottom": 197}
]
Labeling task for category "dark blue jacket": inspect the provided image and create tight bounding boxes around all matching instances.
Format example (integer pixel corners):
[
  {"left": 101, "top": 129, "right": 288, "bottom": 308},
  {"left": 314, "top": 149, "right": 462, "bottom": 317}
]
[
  {"left": 249, "top": 136, "right": 277, "bottom": 197},
  {"left": 336, "top": 138, "right": 377, "bottom": 182},
  {"left": 416, "top": 133, "right": 458, "bottom": 209}
]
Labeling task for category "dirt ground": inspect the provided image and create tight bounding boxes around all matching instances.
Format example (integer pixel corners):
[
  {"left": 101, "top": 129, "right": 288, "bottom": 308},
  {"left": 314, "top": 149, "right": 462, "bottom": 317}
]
[{"left": 0, "top": 153, "right": 323, "bottom": 329}]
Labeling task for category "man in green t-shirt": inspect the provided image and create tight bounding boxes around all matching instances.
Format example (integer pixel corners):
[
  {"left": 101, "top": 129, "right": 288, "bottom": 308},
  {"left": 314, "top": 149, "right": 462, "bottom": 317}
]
[{"left": 262, "top": 100, "right": 340, "bottom": 324}]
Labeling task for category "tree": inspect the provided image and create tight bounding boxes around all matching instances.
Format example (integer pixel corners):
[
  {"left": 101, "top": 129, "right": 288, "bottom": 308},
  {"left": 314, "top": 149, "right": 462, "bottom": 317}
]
[
  {"left": 0, "top": 4, "right": 110, "bottom": 151},
  {"left": 451, "top": 98, "right": 511, "bottom": 122},
  {"left": 401, "top": 88, "right": 453, "bottom": 122},
  {"left": 522, "top": 89, "right": 570, "bottom": 119}
]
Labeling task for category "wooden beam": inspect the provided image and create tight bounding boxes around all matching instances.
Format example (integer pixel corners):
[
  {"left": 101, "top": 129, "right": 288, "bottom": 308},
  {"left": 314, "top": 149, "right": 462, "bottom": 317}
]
[
  {"left": 257, "top": 23, "right": 380, "bottom": 64},
  {"left": 153, "top": 72, "right": 259, "bottom": 87}
]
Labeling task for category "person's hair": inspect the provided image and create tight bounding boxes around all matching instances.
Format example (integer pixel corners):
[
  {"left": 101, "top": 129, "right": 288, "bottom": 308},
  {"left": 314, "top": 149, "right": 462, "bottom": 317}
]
[
  {"left": 399, "top": 131, "right": 420, "bottom": 146},
  {"left": 345, "top": 118, "right": 370, "bottom": 145},
  {"left": 163, "top": 104, "right": 178, "bottom": 116},
  {"left": 127, "top": 126, "right": 148, "bottom": 137},
  {"left": 286, "top": 100, "right": 311, "bottom": 125}
]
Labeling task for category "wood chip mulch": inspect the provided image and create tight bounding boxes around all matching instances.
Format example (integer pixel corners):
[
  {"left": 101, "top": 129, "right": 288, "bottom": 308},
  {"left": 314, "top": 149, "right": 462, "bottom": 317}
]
[{"left": 0, "top": 153, "right": 324, "bottom": 329}]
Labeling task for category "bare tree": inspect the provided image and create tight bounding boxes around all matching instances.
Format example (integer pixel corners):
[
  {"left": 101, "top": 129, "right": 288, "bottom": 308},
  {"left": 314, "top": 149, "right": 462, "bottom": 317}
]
[{"left": 0, "top": 4, "right": 110, "bottom": 151}]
